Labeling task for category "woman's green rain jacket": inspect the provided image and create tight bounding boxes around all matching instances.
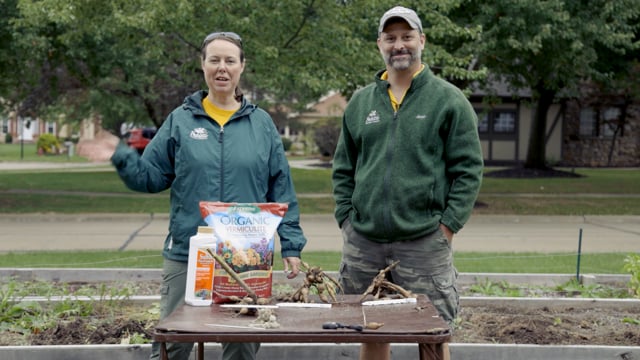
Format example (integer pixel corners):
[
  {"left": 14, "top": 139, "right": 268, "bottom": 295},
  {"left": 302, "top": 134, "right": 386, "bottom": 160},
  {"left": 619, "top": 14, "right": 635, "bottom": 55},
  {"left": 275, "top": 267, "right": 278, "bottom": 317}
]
[{"left": 111, "top": 90, "right": 307, "bottom": 262}]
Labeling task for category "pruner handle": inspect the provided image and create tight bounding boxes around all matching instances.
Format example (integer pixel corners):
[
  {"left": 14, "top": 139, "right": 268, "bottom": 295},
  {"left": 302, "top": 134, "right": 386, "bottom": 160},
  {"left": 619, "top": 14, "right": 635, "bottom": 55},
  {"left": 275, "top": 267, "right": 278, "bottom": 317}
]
[
  {"left": 322, "top": 322, "right": 340, "bottom": 329},
  {"left": 322, "top": 322, "right": 363, "bottom": 331}
]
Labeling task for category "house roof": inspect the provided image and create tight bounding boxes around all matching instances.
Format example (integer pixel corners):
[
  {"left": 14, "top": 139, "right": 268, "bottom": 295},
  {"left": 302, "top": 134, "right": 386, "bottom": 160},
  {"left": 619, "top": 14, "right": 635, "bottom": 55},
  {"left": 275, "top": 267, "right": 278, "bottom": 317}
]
[
  {"left": 299, "top": 91, "right": 347, "bottom": 120},
  {"left": 470, "top": 76, "right": 532, "bottom": 98}
]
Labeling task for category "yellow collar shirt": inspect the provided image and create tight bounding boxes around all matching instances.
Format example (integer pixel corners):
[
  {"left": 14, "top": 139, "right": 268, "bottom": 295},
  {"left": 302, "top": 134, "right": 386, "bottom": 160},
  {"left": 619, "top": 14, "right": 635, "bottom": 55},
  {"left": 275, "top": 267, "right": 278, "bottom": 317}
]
[
  {"left": 380, "top": 64, "right": 425, "bottom": 112},
  {"left": 202, "top": 97, "right": 236, "bottom": 127}
]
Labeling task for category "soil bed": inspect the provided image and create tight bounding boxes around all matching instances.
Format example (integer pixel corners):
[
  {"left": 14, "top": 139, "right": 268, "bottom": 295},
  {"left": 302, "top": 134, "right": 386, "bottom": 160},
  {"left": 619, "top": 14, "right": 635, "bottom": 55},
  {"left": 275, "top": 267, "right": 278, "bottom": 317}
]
[
  {"left": 17, "top": 304, "right": 640, "bottom": 347},
  {"left": 453, "top": 304, "right": 640, "bottom": 345},
  {"left": 2, "top": 280, "right": 639, "bottom": 347}
]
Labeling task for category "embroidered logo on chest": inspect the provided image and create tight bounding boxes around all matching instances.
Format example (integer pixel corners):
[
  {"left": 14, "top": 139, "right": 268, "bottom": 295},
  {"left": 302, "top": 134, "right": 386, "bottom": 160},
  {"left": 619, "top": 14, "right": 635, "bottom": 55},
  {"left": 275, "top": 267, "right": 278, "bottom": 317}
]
[
  {"left": 190, "top": 128, "right": 209, "bottom": 140},
  {"left": 365, "top": 110, "right": 380, "bottom": 125}
]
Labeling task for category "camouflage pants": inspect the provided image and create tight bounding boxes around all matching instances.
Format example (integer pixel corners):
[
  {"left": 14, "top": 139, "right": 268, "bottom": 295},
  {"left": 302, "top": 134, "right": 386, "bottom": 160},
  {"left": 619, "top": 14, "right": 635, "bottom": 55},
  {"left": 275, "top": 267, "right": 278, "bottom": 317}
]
[
  {"left": 149, "top": 259, "right": 260, "bottom": 360},
  {"left": 339, "top": 219, "right": 459, "bottom": 326}
]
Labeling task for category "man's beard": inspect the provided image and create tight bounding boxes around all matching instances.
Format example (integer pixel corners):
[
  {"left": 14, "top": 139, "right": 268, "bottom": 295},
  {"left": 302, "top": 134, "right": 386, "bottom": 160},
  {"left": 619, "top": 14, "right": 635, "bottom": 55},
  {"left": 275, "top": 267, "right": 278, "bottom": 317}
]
[{"left": 386, "top": 49, "right": 420, "bottom": 71}]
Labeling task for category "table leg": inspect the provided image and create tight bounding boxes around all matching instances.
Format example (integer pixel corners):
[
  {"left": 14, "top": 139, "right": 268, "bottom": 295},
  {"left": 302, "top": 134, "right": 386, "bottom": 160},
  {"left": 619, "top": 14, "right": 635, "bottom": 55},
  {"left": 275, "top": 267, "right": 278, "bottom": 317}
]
[
  {"left": 197, "top": 342, "right": 204, "bottom": 360},
  {"left": 418, "top": 343, "right": 448, "bottom": 360},
  {"left": 160, "top": 342, "right": 168, "bottom": 360}
]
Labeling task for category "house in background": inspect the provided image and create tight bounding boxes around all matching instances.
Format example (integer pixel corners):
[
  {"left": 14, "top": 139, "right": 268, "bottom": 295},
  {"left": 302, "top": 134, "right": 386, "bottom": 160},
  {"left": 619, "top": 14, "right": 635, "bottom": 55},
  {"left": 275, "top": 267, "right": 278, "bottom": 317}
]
[
  {"left": 1, "top": 115, "right": 39, "bottom": 143},
  {"left": 294, "top": 84, "right": 639, "bottom": 167},
  {"left": 278, "top": 91, "right": 347, "bottom": 155},
  {"left": 297, "top": 91, "right": 347, "bottom": 126},
  {"left": 1, "top": 110, "right": 99, "bottom": 146},
  {"left": 469, "top": 80, "right": 639, "bottom": 167}
]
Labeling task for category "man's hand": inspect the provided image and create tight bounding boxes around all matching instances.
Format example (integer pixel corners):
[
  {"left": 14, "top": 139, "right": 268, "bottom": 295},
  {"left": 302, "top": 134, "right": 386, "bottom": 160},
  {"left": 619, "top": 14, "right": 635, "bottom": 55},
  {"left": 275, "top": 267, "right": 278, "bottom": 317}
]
[
  {"left": 282, "top": 257, "right": 302, "bottom": 279},
  {"left": 439, "top": 223, "right": 454, "bottom": 244}
]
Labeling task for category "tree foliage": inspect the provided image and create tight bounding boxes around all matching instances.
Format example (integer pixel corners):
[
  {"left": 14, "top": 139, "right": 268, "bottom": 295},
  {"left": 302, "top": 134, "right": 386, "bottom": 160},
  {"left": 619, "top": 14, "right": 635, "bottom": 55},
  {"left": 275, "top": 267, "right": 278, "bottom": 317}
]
[
  {"left": 1, "top": 0, "right": 484, "bottom": 135},
  {"left": 0, "top": 0, "right": 40, "bottom": 115}
]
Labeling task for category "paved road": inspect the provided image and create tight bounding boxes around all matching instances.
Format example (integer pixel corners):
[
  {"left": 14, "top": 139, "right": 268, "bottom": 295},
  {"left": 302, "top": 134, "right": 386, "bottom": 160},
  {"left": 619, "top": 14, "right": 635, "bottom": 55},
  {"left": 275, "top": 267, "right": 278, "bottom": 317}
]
[{"left": 1, "top": 213, "right": 638, "bottom": 254}]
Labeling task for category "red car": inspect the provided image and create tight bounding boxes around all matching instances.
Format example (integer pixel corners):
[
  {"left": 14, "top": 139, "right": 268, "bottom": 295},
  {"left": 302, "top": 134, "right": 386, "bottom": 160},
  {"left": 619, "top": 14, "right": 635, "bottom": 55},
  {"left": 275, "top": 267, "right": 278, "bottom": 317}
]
[{"left": 125, "top": 127, "right": 156, "bottom": 154}]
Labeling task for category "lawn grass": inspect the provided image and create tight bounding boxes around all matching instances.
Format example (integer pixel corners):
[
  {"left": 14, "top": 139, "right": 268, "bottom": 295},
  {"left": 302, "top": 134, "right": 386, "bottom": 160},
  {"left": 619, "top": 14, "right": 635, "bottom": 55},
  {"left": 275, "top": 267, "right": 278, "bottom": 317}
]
[
  {"left": 0, "top": 193, "right": 170, "bottom": 213},
  {"left": 0, "top": 167, "right": 329, "bottom": 194},
  {"left": 0, "top": 143, "right": 88, "bottom": 163},
  {"left": 0, "top": 250, "right": 631, "bottom": 274},
  {"left": 3, "top": 166, "right": 639, "bottom": 195},
  {"left": 3, "top": 193, "right": 640, "bottom": 215},
  {"left": 481, "top": 167, "right": 640, "bottom": 194},
  {"left": 1, "top": 165, "right": 639, "bottom": 214},
  {"left": 474, "top": 195, "right": 640, "bottom": 215}
]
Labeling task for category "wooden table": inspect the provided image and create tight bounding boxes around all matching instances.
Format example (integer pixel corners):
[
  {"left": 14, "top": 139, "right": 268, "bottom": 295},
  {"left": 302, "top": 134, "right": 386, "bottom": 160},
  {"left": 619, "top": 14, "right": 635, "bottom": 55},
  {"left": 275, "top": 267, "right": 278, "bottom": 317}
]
[{"left": 154, "top": 294, "right": 450, "bottom": 360}]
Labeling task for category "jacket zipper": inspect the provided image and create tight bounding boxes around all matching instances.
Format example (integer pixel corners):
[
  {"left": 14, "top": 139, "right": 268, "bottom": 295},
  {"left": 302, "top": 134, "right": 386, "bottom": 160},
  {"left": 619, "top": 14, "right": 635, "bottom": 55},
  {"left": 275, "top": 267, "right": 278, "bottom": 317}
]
[
  {"left": 382, "top": 110, "right": 399, "bottom": 236},
  {"left": 218, "top": 125, "right": 224, "bottom": 200}
]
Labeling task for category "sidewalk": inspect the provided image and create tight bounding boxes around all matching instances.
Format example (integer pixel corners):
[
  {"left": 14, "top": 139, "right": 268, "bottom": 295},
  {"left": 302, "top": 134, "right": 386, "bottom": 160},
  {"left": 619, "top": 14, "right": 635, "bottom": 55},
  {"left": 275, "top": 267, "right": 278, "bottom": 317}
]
[
  {"left": 0, "top": 161, "right": 112, "bottom": 170},
  {"left": 1, "top": 213, "right": 638, "bottom": 254}
]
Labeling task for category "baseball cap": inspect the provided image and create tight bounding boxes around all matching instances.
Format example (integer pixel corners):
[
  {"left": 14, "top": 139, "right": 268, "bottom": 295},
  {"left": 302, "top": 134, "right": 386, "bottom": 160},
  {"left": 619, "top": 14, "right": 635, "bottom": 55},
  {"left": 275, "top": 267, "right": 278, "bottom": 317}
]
[{"left": 378, "top": 6, "right": 423, "bottom": 34}]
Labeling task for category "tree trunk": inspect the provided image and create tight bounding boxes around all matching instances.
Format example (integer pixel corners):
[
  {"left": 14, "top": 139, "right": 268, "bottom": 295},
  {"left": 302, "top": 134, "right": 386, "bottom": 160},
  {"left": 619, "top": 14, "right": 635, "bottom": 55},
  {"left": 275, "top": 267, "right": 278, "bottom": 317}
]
[
  {"left": 607, "top": 101, "right": 628, "bottom": 167},
  {"left": 524, "top": 86, "right": 556, "bottom": 169}
]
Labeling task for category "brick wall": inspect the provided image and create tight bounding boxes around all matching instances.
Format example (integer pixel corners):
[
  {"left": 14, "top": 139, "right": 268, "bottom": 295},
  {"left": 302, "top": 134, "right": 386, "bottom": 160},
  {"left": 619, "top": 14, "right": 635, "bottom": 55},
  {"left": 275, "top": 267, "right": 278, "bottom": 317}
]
[{"left": 562, "top": 100, "right": 640, "bottom": 167}]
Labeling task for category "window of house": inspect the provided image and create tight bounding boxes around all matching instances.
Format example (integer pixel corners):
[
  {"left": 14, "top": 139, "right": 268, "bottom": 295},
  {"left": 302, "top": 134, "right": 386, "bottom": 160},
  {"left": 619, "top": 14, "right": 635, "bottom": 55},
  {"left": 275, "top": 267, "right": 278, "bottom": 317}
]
[
  {"left": 601, "top": 107, "right": 620, "bottom": 137},
  {"left": 46, "top": 121, "right": 56, "bottom": 134},
  {"left": 579, "top": 106, "right": 623, "bottom": 138},
  {"left": 1, "top": 118, "right": 7, "bottom": 134},
  {"left": 579, "top": 108, "right": 596, "bottom": 136},
  {"left": 476, "top": 111, "right": 489, "bottom": 133},
  {"left": 492, "top": 111, "right": 516, "bottom": 133},
  {"left": 475, "top": 109, "right": 516, "bottom": 134}
]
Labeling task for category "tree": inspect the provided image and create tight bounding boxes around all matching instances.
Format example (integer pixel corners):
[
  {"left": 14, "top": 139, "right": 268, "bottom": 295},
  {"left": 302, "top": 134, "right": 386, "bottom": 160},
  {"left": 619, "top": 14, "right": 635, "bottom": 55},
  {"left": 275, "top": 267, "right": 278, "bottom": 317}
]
[
  {"left": 457, "top": 0, "right": 640, "bottom": 169},
  {"left": 2, "top": 0, "right": 485, "bottom": 136},
  {"left": 0, "top": 0, "right": 43, "bottom": 118},
  {"left": 10, "top": 0, "right": 201, "bottom": 133}
]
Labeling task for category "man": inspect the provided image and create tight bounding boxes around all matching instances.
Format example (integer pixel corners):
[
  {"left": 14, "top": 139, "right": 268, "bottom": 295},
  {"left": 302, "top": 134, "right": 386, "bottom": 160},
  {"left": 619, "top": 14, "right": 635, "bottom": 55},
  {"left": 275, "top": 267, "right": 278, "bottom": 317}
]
[{"left": 332, "top": 6, "right": 483, "bottom": 360}]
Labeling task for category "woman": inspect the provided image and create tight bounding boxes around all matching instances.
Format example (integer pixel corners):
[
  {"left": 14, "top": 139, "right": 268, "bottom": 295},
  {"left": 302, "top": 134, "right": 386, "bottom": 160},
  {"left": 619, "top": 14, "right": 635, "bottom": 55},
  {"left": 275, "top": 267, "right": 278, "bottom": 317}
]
[{"left": 109, "top": 32, "right": 307, "bottom": 360}]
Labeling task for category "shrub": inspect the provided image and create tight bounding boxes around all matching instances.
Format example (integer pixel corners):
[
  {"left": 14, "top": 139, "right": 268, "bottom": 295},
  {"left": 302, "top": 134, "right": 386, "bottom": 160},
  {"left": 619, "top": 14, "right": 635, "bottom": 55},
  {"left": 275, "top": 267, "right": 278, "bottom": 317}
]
[
  {"left": 281, "top": 137, "right": 293, "bottom": 152},
  {"left": 623, "top": 254, "right": 640, "bottom": 298},
  {"left": 36, "top": 133, "right": 61, "bottom": 155},
  {"left": 4, "top": 133, "right": 12, "bottom": 144},
  {"left": 312, "top": 118, "right": 341, "bottom": 158}
]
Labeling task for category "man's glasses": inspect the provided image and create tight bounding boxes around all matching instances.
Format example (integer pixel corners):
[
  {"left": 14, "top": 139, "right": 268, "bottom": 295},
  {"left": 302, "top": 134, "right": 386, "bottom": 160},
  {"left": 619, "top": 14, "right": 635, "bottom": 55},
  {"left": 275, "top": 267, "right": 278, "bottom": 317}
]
[{"left": 202, "top": 32, "right": 243, "bottom": 48}]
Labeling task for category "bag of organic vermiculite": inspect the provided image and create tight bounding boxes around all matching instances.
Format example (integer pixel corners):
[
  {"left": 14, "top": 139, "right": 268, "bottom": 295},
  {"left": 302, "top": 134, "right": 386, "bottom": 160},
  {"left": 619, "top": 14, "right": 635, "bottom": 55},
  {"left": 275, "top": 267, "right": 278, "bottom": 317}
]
[{"left": 199, "top": 201, "right": 288, "bottom": 303}]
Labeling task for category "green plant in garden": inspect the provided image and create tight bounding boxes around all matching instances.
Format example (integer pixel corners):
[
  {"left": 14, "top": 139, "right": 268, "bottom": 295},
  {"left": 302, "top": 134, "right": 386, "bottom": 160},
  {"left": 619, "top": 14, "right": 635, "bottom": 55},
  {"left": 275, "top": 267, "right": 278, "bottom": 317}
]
[
  {"left": 126, "top": 331, "right": 151, "bottom": 344},
  {"left": 0, "top": 281, "right": 45, "bottom": 335},
  {"left": 0, "top": 278, "right": 143, "bottom": 338},
  {"left": 468, "top": 279, "right": 523, "bottom": 297},
  {"left": 622, "top": 317, "right": 640, "bottom": 325},
  {"left": 623, "top": 254, "right": 640, "bottom": 298},
  {"left": 553, "top": 279, "right": 631, "bottom": 299}
]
